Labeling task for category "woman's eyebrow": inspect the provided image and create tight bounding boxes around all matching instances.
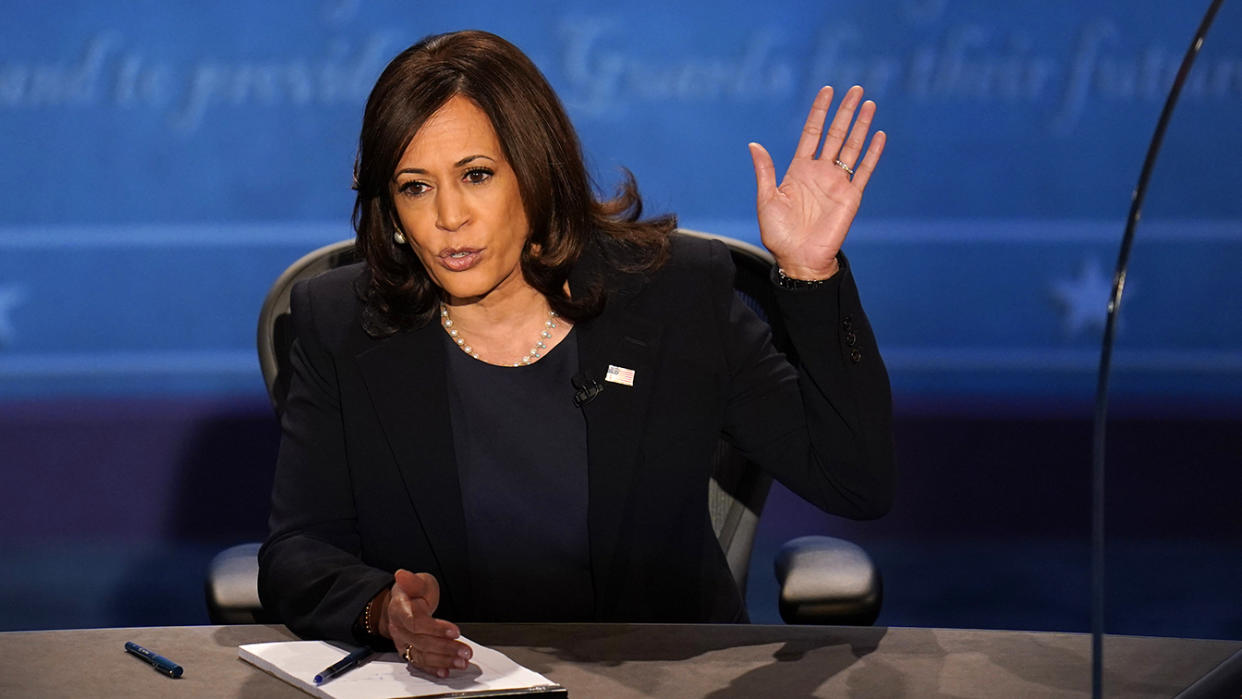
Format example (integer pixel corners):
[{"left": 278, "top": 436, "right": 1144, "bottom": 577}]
[{"left": 394, "top": 154, "right": 497, "bottom": 177}]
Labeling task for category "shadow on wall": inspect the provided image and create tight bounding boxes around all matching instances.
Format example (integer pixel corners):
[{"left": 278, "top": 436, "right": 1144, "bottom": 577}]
[
  {"left": 163, "top": 404, "right": 281, "bottom": 542},
  {"left": 90, "top": 399, "right": 280, "bottom": 628},
  {"left": 107, "top": 399, "right": 281, "bottom": 626},
  {"left": 0, "top": 396, "right": 281, "bottom": 628}
]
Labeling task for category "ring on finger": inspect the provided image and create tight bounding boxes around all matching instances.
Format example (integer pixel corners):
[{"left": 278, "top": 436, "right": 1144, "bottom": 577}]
[
  {"left": 833, "top": 159, "right": 855, "bottom": 177},
  {"left": 402, "top": 643, "right": 414, "bottom": 663}
]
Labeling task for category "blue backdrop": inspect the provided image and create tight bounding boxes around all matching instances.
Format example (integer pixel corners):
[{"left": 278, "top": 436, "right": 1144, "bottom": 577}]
[
  {"left": 2, "top": 1, "right": 1241, "bottom": 640},
  {"left": 2, "top": 0, "right": 1240, "bottom": 403}
]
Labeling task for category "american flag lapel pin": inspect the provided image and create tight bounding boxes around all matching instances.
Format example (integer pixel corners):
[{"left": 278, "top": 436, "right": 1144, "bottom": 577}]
[{"left": 605, "top": 364, "right": 636, "bottom": 387}]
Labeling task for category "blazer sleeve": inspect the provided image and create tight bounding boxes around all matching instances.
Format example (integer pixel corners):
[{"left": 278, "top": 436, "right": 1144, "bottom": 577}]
[
  {"left": 716, "top": 246, "right": 896, "bottom": 519},
  {"left": 258, "top": 277, "right": 394, "bottom": 645}
]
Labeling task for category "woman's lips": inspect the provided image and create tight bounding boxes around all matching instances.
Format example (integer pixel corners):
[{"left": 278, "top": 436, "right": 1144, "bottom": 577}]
[{"left": 437, "top": 248, "right": 483, "bottom": 272}]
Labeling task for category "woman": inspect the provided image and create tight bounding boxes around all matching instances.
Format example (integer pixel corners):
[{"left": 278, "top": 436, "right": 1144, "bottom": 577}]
[{"left": 259, "top": 29, "right": 893, "bottom": 678}]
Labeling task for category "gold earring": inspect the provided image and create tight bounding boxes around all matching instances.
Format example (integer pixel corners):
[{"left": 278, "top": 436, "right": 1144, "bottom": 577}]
[{"left": 393, "top": 230, "right": 407, "bottom": 245}]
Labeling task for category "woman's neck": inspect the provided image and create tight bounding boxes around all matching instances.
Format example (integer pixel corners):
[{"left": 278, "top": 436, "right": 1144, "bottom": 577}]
[{"left": 441, "top": 284, "right": 571, "bottom": 366}]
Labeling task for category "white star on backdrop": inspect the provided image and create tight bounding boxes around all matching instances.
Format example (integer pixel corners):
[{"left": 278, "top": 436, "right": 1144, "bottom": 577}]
[
  {"left": 1049, "top": 259, "right": 1130, "bottom": 338},
  {"left": 0, "top": 283, "right": 26, "bottom": 347}
]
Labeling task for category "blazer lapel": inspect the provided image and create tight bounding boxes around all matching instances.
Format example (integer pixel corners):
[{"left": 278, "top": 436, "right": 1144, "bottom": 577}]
[
  {"left": 356, "top": 325, "right": 472, "bottom": 615},
  {"left": 572, "top": 255, "right": 664, "bottom": 608}
]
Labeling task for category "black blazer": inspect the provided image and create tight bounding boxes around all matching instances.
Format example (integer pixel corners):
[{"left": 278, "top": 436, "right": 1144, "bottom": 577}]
[{"left": 259, "top": 234, "right": 895, "bottom": 644}]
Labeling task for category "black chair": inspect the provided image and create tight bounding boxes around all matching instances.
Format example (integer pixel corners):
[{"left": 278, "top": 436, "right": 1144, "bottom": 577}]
[{"left": 205, "top": 230, "right": 881, "bottom": 625}]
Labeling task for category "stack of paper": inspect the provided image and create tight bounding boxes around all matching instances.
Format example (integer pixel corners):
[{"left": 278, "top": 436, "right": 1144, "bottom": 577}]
[{"left": 239, "top": 638, "right": 566, "bottom": 698}]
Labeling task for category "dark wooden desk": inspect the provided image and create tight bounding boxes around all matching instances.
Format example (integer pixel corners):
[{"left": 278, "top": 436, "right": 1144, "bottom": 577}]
[{"left": 0, "top": 623, "right": 1236, "bottom": 697}]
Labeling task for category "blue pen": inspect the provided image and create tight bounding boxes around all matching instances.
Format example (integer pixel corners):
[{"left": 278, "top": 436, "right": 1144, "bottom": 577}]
[
  {"left": 315, "top": 646, "right": 374, "bottom": 685},
  {"left": 125, "top": 641, "right": 183, "bottom": 678}
]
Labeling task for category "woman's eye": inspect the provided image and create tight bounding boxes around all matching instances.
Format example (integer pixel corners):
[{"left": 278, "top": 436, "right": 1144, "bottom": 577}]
[
  {"left": 398, "top": 181, "right": 428, "bottom": 197},
  {"left": 464, "top": 168, "right": 493, "bottom": 184}
]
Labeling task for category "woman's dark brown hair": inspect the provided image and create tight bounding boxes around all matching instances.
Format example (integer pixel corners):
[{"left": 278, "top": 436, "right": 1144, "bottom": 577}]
[{"left": 352, "top": 30, "right": 673, "bottom": 336}]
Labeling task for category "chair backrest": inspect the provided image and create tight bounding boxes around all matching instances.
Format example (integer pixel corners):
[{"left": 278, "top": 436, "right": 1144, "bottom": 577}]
[
  {"left": 256, "top": 230, "right": 785, "bottom": 597},
  {"left": 257, "top": 239, "right": 358, "bottom": 415},
  {"left": 676, "top": 229, "right": 785, "bottom": 598}
]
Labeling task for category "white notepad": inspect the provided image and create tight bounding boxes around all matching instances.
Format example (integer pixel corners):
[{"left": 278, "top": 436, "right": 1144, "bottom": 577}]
[{"left": 239, "top": 638, "right": 564, "bottom": 698}]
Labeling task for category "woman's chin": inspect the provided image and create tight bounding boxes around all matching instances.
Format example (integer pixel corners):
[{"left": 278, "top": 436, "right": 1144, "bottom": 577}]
[
  {"left": 440, "top": 283, "right": 492, "bottom": 305},
  {"left": 438, "top": 269, "right": 531, "bottom": 306}
]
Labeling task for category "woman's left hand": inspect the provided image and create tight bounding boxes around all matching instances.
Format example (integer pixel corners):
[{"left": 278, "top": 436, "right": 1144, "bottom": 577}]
[{"left": 748, "top": 85, "right": 886, "bottom": 280}]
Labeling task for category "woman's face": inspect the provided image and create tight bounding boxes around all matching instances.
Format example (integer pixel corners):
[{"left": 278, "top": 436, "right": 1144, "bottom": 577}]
[{"left": 390, "top": 95, "right": 531, "bottom": 305}]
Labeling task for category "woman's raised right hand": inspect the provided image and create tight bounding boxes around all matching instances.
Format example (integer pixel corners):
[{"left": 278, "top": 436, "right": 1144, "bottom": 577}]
[{"left": 379, "top": 569, "right": 472, "bottom": 678}]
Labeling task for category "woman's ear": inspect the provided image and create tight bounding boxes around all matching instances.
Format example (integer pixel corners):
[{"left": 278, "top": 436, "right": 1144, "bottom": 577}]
[{"left": 525, "top": 226, "right": 544, "bottom": 255}]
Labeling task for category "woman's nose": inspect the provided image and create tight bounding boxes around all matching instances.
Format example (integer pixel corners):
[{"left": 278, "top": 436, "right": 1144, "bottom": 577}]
[{"left": 435, "top": 186, "right": 469, "bottom": 231}]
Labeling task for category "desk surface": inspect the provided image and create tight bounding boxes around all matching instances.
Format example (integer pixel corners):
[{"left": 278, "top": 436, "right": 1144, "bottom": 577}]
[{"left": 0, "top": 623, "right": 1237, "bottom": 698}]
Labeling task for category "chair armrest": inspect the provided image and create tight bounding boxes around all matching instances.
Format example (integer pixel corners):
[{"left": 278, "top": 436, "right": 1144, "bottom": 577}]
[
  {"left": 204, "top": 542, "right": 267, "bottom": 625},
  {"left": 774, "top": 535, "right": 882, "bottom": 625}
]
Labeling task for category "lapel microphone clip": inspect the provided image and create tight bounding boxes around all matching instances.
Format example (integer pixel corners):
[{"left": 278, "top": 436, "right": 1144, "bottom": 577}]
[{"left": 571, "top": 372, "right": 604, "bottom": 407}]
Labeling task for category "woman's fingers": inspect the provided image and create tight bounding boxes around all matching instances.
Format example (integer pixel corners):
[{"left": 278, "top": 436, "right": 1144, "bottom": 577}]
[
  {"left": 390, "top": 569, "right": 458, "bottom": 636},
  {"left": 791, "top": 85, "right": 872, "bottom": 168},
  {"left": 835, "top": 98, "right": 876, "bottom": 170},
  {"left": 408, "top": 602, "right": 460, "bottom": 638},
  {"left": 394, "top": 570, "right": 440, "bottom": 612},
  {"left": 850, "top": 130, "right": 887, "bottom": 192},
  {"left": 383, "top": 569, "right": 467, "bottom": 677},
  {"left": 748, "top": 142, "right": 777, "bottom": 204},
  {"left": 395, "top": 633, "right": 473, "bottom": 678},
  {"left": 388, "top": 580, "right": 460, "bottom": 639},
  {"left": 792, "top": 86, "right": 834, "bottom": 160},
  {"left": 391, "top": 604, "right": 466, "bottom": 672},
  {"left": 821, "top": 85, "right": 864, "bottom": 161}
]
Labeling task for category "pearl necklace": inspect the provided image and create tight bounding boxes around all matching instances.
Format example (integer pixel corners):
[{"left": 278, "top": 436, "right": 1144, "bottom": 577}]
[{"left": 440, "top": 303, "right": 558, "bottom": 367}]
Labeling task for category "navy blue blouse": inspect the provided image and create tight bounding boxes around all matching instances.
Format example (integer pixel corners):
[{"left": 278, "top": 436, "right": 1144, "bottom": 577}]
[{"left": 443, "top": 330, "right": 594, "bottom": 621}]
